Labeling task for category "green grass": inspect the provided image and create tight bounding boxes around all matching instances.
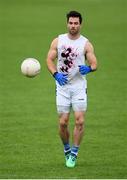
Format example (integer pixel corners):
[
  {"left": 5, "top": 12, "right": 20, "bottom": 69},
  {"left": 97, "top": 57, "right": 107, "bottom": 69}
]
[{"left": 0, "top": 0, "right": 127, "bottom": 178}]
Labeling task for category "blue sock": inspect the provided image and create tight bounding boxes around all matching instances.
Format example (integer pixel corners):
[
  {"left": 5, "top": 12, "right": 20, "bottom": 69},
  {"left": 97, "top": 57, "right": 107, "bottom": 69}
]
[
  {"left": 64, "top": 143, "right": 71, "bottom": 155},
  {"left": 71, "top": 145, "right": 79, "bottom": 157}
]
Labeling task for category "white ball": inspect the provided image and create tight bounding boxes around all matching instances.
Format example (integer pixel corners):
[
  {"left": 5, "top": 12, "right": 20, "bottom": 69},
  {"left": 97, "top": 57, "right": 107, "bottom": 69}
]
[{"left": 21, "top": 58, "right": 41, "bottom": 77}]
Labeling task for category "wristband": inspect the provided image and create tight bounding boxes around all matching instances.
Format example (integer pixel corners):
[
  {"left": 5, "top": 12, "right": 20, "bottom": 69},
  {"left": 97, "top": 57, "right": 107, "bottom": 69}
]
[{"left": 53, "top": 72, "right": 58, "bottom": 77}]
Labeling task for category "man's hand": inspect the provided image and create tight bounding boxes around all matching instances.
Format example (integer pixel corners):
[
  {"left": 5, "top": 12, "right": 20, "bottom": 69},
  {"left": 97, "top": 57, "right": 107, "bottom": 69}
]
[
  {"left": 79, "top": 65, "right": 93, "bottom": 75},
  {"left": 53, "top": 72, "right": 68, "bottom": 86}
]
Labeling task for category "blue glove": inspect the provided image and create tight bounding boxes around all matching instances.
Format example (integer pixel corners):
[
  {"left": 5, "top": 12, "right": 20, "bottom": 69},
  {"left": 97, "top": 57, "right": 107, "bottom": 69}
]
[
  {"left": 53, "top": 72, "right": 68, "bottom": 86},
  {"left": 79, "top": 65, "right": 92, "bottom": 75}
]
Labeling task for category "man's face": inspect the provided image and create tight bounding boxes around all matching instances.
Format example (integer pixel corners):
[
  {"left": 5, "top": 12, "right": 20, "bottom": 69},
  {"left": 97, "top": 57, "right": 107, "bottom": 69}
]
[{"left": 67, "top": 17, "right": 81, "bottom": 35}]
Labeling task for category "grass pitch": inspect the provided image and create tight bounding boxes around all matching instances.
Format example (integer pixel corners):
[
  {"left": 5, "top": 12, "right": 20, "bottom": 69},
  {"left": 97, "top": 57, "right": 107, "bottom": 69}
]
[{"left": 0, "top": 0, "right": 127, "bottom": 178}]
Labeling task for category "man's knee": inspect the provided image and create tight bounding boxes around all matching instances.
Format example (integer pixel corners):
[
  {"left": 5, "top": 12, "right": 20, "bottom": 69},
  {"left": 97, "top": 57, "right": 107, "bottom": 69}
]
[
  {"left": 75, "top": 112, "right": 85, "bottom": 123},
  {"left": 59, "top": 114, "right": 69, "bottom": 128},
  {"left": 74, "top": 113, "right": 85, "bottom": 130},
  {"left": 75, "top": 118, "right": 84, "bottom": 126}
]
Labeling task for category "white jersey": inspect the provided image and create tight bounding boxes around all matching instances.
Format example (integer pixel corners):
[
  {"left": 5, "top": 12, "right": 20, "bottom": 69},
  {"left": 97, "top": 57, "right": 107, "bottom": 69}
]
[{"left": 57, "top": 33, "right": 88, "bottom": 86}]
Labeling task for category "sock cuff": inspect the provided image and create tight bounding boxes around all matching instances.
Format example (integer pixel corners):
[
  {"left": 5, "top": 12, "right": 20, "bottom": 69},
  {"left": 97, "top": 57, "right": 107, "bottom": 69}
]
[
  {"left": 72, "top": 145, "right": 79, "bottom": 150},
  {"left": 64, "top": 143, "right": 70, "bottom": 151},
  {"left": 71, "top": 145, "right": 79, "bottom": 156}
]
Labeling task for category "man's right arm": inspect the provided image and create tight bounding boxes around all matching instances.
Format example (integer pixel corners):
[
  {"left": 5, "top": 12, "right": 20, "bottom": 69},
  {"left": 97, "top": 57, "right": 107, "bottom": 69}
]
[
  {"left": 46, "top": 38, "right": 68, "bottom": 86},
  {"left": 46, "top": 38, "right": 58, "bottom": 75}
]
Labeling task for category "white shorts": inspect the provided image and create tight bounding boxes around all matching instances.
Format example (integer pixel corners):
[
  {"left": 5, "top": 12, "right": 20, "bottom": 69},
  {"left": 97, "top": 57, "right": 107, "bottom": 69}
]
[{"left": 56, "top": 81, "right": 87, "bottom": 113}]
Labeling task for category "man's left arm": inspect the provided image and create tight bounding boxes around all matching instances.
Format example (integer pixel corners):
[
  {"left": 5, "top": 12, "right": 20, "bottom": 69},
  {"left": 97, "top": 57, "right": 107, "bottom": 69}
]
[
  {"left": 79, "top": 41, "right": 97, "bottom": 75},
  {"left": 85, "top": 41, "right": 97, "bottom": 71}
]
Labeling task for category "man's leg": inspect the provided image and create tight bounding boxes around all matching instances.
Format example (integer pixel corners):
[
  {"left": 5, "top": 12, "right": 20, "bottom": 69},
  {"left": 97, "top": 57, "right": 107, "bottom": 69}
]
[
  {"left": 73, "top": 111, "right": 85, "bottom": 146},
  {"left": 59, "top": 113, "right": 70, "bottom": 144},
  {"left": 66, "top": 111, "right": 85, "bottom": 168},
  {"left": 59, "top": 113, "right": 71, "bottom": 161}
]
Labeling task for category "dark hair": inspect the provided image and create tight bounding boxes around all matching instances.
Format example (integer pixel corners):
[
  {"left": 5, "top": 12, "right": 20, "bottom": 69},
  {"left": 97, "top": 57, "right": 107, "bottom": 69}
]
[{"left": 66, "top": 11, "right": 82, "bottom": 24}]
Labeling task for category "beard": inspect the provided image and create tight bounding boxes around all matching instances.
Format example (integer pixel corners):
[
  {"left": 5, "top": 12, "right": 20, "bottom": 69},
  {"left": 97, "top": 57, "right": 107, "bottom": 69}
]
[{"left": 69, "top": 28, "right": 79, "bottom": 36}]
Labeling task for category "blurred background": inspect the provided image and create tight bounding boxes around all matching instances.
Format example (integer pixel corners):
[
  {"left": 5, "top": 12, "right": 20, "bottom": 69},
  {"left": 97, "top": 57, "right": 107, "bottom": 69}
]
[{"left": 0, "top": 0, "right": 126, "bottom": 178}]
